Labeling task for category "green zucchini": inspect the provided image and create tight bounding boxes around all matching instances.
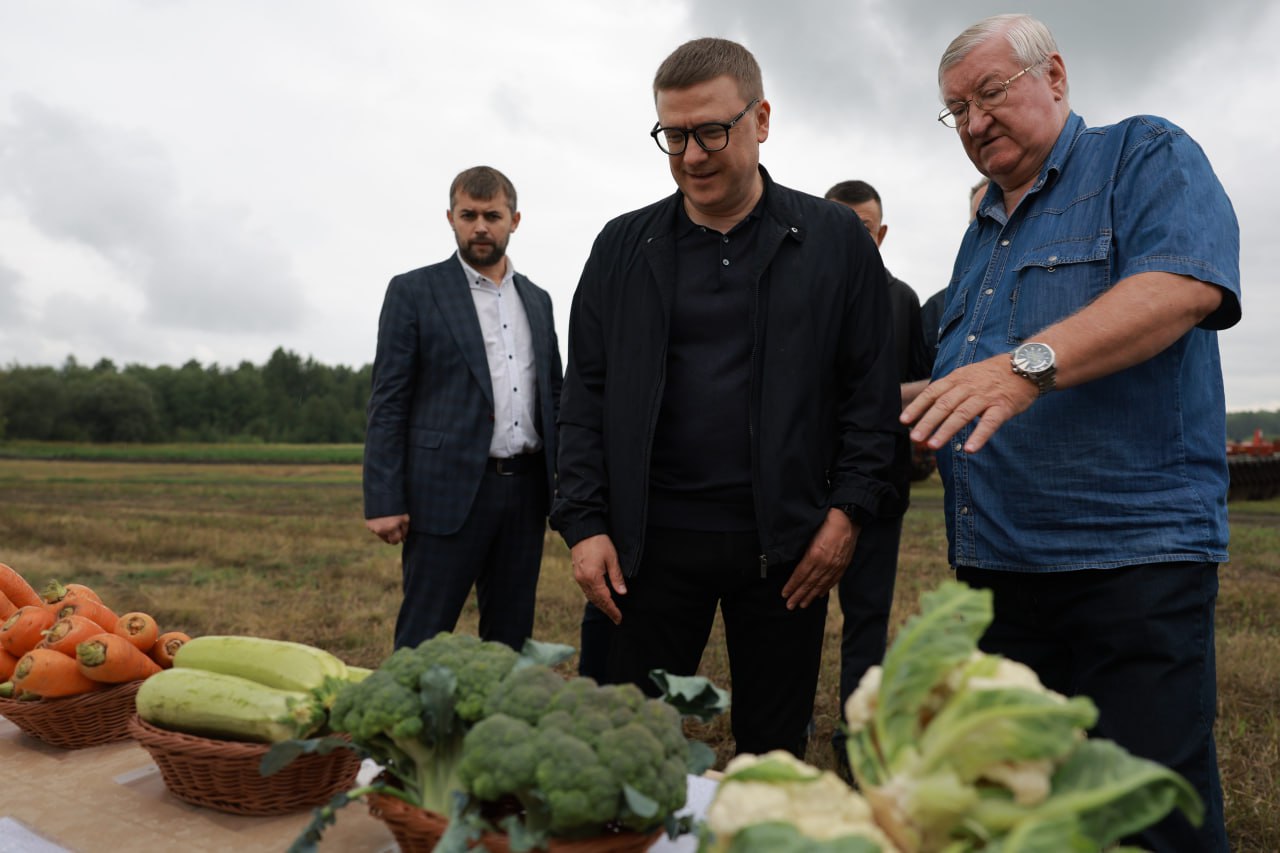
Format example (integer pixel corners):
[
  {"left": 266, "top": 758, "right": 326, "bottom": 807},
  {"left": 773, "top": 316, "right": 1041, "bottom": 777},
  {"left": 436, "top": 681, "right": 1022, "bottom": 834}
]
[
  {"left": 136, "top": 668, "right": 325, "bottom": 743},
  {"left": 345, "top": 665, "right": 374, "bottom": 684},
  {"left": 172, "top": 635, "right": 349, "bottom": 697}
]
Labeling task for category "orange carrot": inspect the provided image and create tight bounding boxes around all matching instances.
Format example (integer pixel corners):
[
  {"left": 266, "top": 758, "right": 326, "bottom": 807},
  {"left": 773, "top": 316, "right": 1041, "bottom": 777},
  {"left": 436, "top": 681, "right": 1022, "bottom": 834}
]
[
  {"left": 75, "top": 632, "right": 162, "bottom": 683},
  {"left": 150, "top": 631, "right": 191, "bottom": 668},
  {"left": 0, "top": 606, "right": 57, "bottom": 657},
  {"left": 13, "top": 648, "right": 102, "bottom": 698},
  {"left": 0, "top": 590, "right": 16, "bottom": 620},
  {"left": 37, "top": 615, "right": 106, "bottom": 656},
  {"left": 114, "top": 612, "right": 160, "bottom": 652},
  {"left": 0, "top": 563, "right": 42, "bottom": 610},
  {"left": 0, "top": 648, "right": 16, "bottom": 681},
  {"left": 55, "top": 598, "right": 119, "bottom": 633},
  {"left": 41, "top": 579, "right": 103, "bottom": 610}
]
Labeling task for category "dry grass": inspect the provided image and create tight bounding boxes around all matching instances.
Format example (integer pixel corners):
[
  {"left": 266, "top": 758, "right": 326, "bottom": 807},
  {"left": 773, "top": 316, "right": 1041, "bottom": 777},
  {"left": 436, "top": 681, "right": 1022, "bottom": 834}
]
[{"left": 0, "top": 457, "right": 1275, "bottom": 850}]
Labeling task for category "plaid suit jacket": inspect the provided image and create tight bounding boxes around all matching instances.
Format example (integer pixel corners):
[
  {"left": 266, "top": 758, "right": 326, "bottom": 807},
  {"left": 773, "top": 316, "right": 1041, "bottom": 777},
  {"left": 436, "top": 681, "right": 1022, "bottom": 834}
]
[{"left": 363, "top": 257, "right": 562, "bottom": 535}]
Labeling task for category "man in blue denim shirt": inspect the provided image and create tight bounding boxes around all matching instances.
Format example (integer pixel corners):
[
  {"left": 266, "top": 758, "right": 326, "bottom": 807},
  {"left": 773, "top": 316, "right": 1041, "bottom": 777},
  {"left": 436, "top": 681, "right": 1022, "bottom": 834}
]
[{"left": 902, "top": 13, "right": 1240, "bottom": 852}]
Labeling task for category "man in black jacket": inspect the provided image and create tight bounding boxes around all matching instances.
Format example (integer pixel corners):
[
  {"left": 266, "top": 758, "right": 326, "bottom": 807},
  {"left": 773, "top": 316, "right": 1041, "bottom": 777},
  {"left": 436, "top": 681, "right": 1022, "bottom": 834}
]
[
  {"left": 822, "top": 179, "right": 929, "bottom": 766},
  {"left": 551, "top": 37, "right": 906, "bottom": 758}
]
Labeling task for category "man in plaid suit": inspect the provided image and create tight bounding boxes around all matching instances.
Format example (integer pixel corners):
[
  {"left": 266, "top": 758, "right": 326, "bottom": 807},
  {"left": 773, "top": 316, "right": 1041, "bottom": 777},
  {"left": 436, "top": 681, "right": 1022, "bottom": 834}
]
[{"left": 363, "top": 165, "right": 562, "bottom": 650}]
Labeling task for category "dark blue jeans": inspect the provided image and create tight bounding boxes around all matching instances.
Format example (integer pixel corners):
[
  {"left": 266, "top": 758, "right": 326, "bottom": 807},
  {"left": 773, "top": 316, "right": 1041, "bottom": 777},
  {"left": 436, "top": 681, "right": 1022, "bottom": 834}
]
[{"left": 956, "top": 562, "right": 1226, "bottom": 853}]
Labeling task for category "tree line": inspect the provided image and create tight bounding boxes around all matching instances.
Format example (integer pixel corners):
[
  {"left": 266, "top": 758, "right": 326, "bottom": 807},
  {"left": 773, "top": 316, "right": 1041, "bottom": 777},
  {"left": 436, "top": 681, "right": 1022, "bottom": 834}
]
[
  {"left": 0, "top": 349, "right": 370, "bottom": 443},
  {"left": 0, "top": 350, "right": 1276, "bottom": 445}
]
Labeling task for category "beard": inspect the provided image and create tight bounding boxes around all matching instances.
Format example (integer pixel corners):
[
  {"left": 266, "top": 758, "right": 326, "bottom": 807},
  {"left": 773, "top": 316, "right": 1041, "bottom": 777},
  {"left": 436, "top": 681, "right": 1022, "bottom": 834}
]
[{"left": 458, "top": 237, "right": 506, "bottom": 270}]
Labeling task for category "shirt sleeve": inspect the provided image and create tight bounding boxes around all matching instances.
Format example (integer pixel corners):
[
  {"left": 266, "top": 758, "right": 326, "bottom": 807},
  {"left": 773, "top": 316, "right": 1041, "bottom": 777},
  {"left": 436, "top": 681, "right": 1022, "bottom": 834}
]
[{"left": 1111, "top": 118, "right": 1241, "bottom": 330}]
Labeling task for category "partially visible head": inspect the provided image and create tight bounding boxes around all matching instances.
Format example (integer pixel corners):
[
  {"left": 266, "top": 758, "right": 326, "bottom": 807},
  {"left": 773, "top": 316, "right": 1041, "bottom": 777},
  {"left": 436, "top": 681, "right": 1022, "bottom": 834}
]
[
  {"left": 653, "top": 37, "right": 764, "bottom": 104},
  {"left": 448, "top": 165, "right": 517, "bottom": 214},
  {"left": 825, "top": 179, "right": 887, "bottom": 247},
  {"left": 652, "top": 38, "right": 770, "bottom": 229},
  {"left": 968, "top": 176, "right": 990, "bottom": 221},
  {"left": 938, "top": 14, "right": 1069, "bottom": 198},
  {"left": 938, "top": 14, "right": 1066, "bottom": 97},
  {"left": 446, "top": 166, "right": 520, "bottom": 274}
]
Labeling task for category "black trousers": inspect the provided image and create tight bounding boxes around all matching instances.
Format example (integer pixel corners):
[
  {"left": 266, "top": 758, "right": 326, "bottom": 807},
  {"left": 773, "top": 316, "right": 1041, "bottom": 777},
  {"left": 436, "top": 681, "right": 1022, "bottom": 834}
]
[
  {"left": 394, "top": 462, "right": 546, "bottom": 651},
  {"left": 836, "top": 514, "right": 901, "bottom": 708},
  {"left": 956, "top": 562, "right": 1226, "bottom": 853},
  {"left": 606, "top": 526, "right": 828, "bottom": 758}
]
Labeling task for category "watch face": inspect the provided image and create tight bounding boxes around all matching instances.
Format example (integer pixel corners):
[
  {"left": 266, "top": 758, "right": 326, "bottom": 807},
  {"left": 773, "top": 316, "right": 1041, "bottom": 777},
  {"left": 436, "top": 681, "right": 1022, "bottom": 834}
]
[{"left": 1015, "top": 342, "right": 1054, "bottom": 373}]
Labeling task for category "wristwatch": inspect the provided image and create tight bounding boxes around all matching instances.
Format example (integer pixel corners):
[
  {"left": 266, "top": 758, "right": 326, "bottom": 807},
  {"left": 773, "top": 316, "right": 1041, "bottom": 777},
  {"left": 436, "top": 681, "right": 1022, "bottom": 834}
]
[{"left": 1010, "top": 341, "right": 1056, "bottom": 396}]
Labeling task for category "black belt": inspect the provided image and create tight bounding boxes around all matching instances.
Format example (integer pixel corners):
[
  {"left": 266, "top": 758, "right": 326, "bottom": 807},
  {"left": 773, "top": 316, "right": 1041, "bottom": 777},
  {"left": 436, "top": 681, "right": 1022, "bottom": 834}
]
[{"left": 487, "top": 452, "right": 542, "bottom": 476}]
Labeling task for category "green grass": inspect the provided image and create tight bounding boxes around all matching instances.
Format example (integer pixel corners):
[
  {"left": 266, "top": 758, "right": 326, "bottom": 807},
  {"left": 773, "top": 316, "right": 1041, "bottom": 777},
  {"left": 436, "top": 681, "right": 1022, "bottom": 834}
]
[
  {"left": 0, "top": 456, "right": 1275, "bottom": 850},
  {"left": 0, "top": 440, "right": 363, "bottom": 465}
]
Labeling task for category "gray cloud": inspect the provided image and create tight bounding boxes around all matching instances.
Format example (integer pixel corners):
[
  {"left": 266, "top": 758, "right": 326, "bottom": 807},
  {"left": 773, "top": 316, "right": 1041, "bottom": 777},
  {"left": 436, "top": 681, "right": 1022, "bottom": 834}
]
[
  {"left": 0, "top": 96, "right": 303, "bottom": 333},
  {"left": 683, "top": 0, "right": 1260, "bottom": 122}
]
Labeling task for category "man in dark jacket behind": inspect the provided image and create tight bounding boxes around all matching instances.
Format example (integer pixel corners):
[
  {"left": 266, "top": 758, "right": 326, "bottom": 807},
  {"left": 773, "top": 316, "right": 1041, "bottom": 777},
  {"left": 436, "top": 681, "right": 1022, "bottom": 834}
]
[
  {"left": 551, "top": 37, "right": 906, "bottom": 758},
  {"left": 822, "top": 179, "right": 929, "bottom": 765}
]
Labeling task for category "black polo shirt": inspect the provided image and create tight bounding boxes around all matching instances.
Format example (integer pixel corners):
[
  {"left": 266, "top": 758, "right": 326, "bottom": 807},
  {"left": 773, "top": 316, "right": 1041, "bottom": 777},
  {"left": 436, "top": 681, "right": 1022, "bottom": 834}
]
[{"left": 647, "top": 198, "right": 761, "bottom": 532}]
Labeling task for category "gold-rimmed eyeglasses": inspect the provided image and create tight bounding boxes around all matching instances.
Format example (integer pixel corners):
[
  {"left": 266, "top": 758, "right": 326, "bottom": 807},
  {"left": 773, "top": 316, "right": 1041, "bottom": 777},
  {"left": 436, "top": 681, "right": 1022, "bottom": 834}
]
[{"left": 938, "top": 64, "right": 1038, "bottom": 128}]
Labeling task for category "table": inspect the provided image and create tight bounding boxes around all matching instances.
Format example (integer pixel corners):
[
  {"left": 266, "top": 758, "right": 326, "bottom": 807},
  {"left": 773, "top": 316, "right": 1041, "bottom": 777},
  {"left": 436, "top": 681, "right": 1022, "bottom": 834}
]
[
  {"left": 0, "top": 716, "right": 711, "bottom": 852},
  {"left": 0, "top": 715, "right": 396, "bottom": 853}
]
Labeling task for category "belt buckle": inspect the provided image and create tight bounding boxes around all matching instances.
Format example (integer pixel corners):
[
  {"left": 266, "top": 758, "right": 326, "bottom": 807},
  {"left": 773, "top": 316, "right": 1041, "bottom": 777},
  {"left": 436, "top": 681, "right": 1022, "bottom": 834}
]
[{"left": 494, "top": 458, "right": 515, "bottom": 476}]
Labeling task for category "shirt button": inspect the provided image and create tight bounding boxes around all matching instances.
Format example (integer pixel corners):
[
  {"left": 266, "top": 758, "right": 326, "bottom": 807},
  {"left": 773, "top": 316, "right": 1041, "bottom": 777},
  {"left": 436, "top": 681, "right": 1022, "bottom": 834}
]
[
  {"left": 960, "top": 506, "right": 970, "bottom": 515},
  {"left": 1000, "top": 239, "right": 1010, "bottom": 247},
  {"left": 722, "top": 258, "right": 730, "bottom": 266},
  {"left": 952, "top": 442, "right": 962, "bottom": 452},
  {"left": 1047, "top": 255, "right": 1058, "bottom": 263},
  {"left": 984, "top": 288, "right": 994, "bottom": 296},
  {"left": 966, "top": 334, "right": 976, "bottom": 342},
  {"left": 723, "top": 236, "right": 729, "bottom": 243}
]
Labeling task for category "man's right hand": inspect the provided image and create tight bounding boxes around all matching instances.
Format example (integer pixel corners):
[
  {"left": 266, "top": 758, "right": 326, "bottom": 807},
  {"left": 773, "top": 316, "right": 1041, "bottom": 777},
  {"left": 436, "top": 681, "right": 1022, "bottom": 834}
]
[
  {"left": 571, "top": 534, "right": 625, "bottom": 625},
  {"left": 367, "top": 514, "right": 410, "bottom": 545}
]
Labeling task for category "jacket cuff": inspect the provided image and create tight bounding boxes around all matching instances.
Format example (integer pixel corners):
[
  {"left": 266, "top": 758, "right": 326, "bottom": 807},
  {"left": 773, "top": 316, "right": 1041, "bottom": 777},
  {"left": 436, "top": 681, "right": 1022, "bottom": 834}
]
[
  {"left": 364, "top": 492, "right": 408, "bottom": 520},
  {"left": 554, "top": 516, "right": 611, "bottom": 550}
]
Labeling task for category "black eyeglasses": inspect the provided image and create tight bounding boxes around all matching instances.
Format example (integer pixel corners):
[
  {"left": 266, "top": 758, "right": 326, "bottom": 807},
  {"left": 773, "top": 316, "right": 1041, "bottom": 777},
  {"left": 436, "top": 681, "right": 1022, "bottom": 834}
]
[{"left": 650, "top": 98, "right": 759, "bottom": 155}]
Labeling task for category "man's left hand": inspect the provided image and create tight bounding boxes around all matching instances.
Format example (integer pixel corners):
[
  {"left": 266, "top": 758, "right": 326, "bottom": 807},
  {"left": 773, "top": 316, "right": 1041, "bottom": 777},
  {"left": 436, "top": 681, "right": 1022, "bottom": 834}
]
[{"left": 781, "top": 508, "right": 858, "bottom": 610}]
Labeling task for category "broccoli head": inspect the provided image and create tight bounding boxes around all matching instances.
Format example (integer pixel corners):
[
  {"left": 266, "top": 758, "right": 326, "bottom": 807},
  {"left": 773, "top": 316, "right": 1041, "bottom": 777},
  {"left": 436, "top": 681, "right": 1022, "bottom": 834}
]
[
  {"left": 456, "top": 670, "right": 692, "bottom": 839},
  {"left": 327, "top": 631, "right": 520, "bottom": 812},
  {"left": 482, "top": 663, "right": 567, "bottom": 725}
]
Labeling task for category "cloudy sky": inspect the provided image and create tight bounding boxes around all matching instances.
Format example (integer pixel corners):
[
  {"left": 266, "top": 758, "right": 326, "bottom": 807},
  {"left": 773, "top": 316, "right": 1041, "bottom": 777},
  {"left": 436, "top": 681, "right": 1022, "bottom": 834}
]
[{"left": 1, "top": 0, "right": 1275, "bottom": 410}]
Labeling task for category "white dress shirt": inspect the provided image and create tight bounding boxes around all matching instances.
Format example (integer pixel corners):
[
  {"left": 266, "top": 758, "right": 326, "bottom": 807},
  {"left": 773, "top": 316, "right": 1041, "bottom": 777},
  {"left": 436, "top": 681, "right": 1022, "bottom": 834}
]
[{"left": 457, "top": 253, "right": 541, "bottom": 458}]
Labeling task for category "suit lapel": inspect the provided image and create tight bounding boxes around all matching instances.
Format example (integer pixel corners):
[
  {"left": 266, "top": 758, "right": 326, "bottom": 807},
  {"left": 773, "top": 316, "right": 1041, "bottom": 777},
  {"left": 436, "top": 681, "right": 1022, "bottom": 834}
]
[
  {"left": 436, "top": 261, "right": 494, "bottom": 406},
  {"left": 513, "top": 275, "right": 549, "bottom": 376}
]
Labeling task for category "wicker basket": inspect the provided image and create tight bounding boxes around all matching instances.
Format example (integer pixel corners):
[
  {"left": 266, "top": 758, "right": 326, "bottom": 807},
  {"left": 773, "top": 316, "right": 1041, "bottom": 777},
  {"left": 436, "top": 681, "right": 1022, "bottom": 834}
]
[
  {"left": 128, "top": 715, "right": 362, "bottom": 815},
  {"left": 367, "top": 789, "right": 662, "bottom": 853},
  {"left": 0, "top": 680, "right": 141, "bottom": 749}
]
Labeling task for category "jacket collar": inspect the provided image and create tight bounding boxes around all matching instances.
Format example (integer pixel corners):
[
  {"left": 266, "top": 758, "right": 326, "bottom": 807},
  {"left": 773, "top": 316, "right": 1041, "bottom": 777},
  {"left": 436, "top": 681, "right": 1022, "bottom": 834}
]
[{"left": 651, "top": 165, "right": 806, "bottom": 244}]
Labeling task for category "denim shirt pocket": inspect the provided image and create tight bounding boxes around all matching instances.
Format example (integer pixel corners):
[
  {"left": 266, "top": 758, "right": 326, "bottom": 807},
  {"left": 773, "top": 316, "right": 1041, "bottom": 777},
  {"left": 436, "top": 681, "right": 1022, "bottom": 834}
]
[
  {"left": 937, "top": 286, "right": 967, "bottom": 343},
  {"left": 1008, "top": 231, "right": 1112, "bottom": 343}
]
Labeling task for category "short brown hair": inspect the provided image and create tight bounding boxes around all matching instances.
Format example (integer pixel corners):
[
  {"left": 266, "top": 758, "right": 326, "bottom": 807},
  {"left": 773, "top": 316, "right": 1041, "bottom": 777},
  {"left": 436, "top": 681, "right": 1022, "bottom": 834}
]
[
  {"left": 653, "top": 38, "right": 763, "bottom": 103},
  {"left": 449, "top": 166, "right": 517, "bottom": 213}
]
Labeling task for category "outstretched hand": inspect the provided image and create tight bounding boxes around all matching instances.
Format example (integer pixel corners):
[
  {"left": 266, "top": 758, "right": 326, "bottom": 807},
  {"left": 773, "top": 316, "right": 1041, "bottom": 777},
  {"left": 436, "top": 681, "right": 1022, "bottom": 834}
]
[{"left": 901, "top": 353, "right": 1039, "bottom": 454}]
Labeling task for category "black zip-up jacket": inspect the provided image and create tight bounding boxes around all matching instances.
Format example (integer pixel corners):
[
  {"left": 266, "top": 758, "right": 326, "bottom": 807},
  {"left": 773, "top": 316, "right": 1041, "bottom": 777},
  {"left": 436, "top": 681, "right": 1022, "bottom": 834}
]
[{"left": 551, "top": 167, "right": 908, "bottom": 576}]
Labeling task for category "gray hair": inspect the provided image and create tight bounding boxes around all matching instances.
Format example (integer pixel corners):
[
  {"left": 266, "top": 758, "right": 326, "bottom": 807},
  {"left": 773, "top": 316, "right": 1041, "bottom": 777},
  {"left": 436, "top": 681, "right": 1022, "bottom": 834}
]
[{"left": 938, "top": 14, "right": 1065, "bottom": 97}]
